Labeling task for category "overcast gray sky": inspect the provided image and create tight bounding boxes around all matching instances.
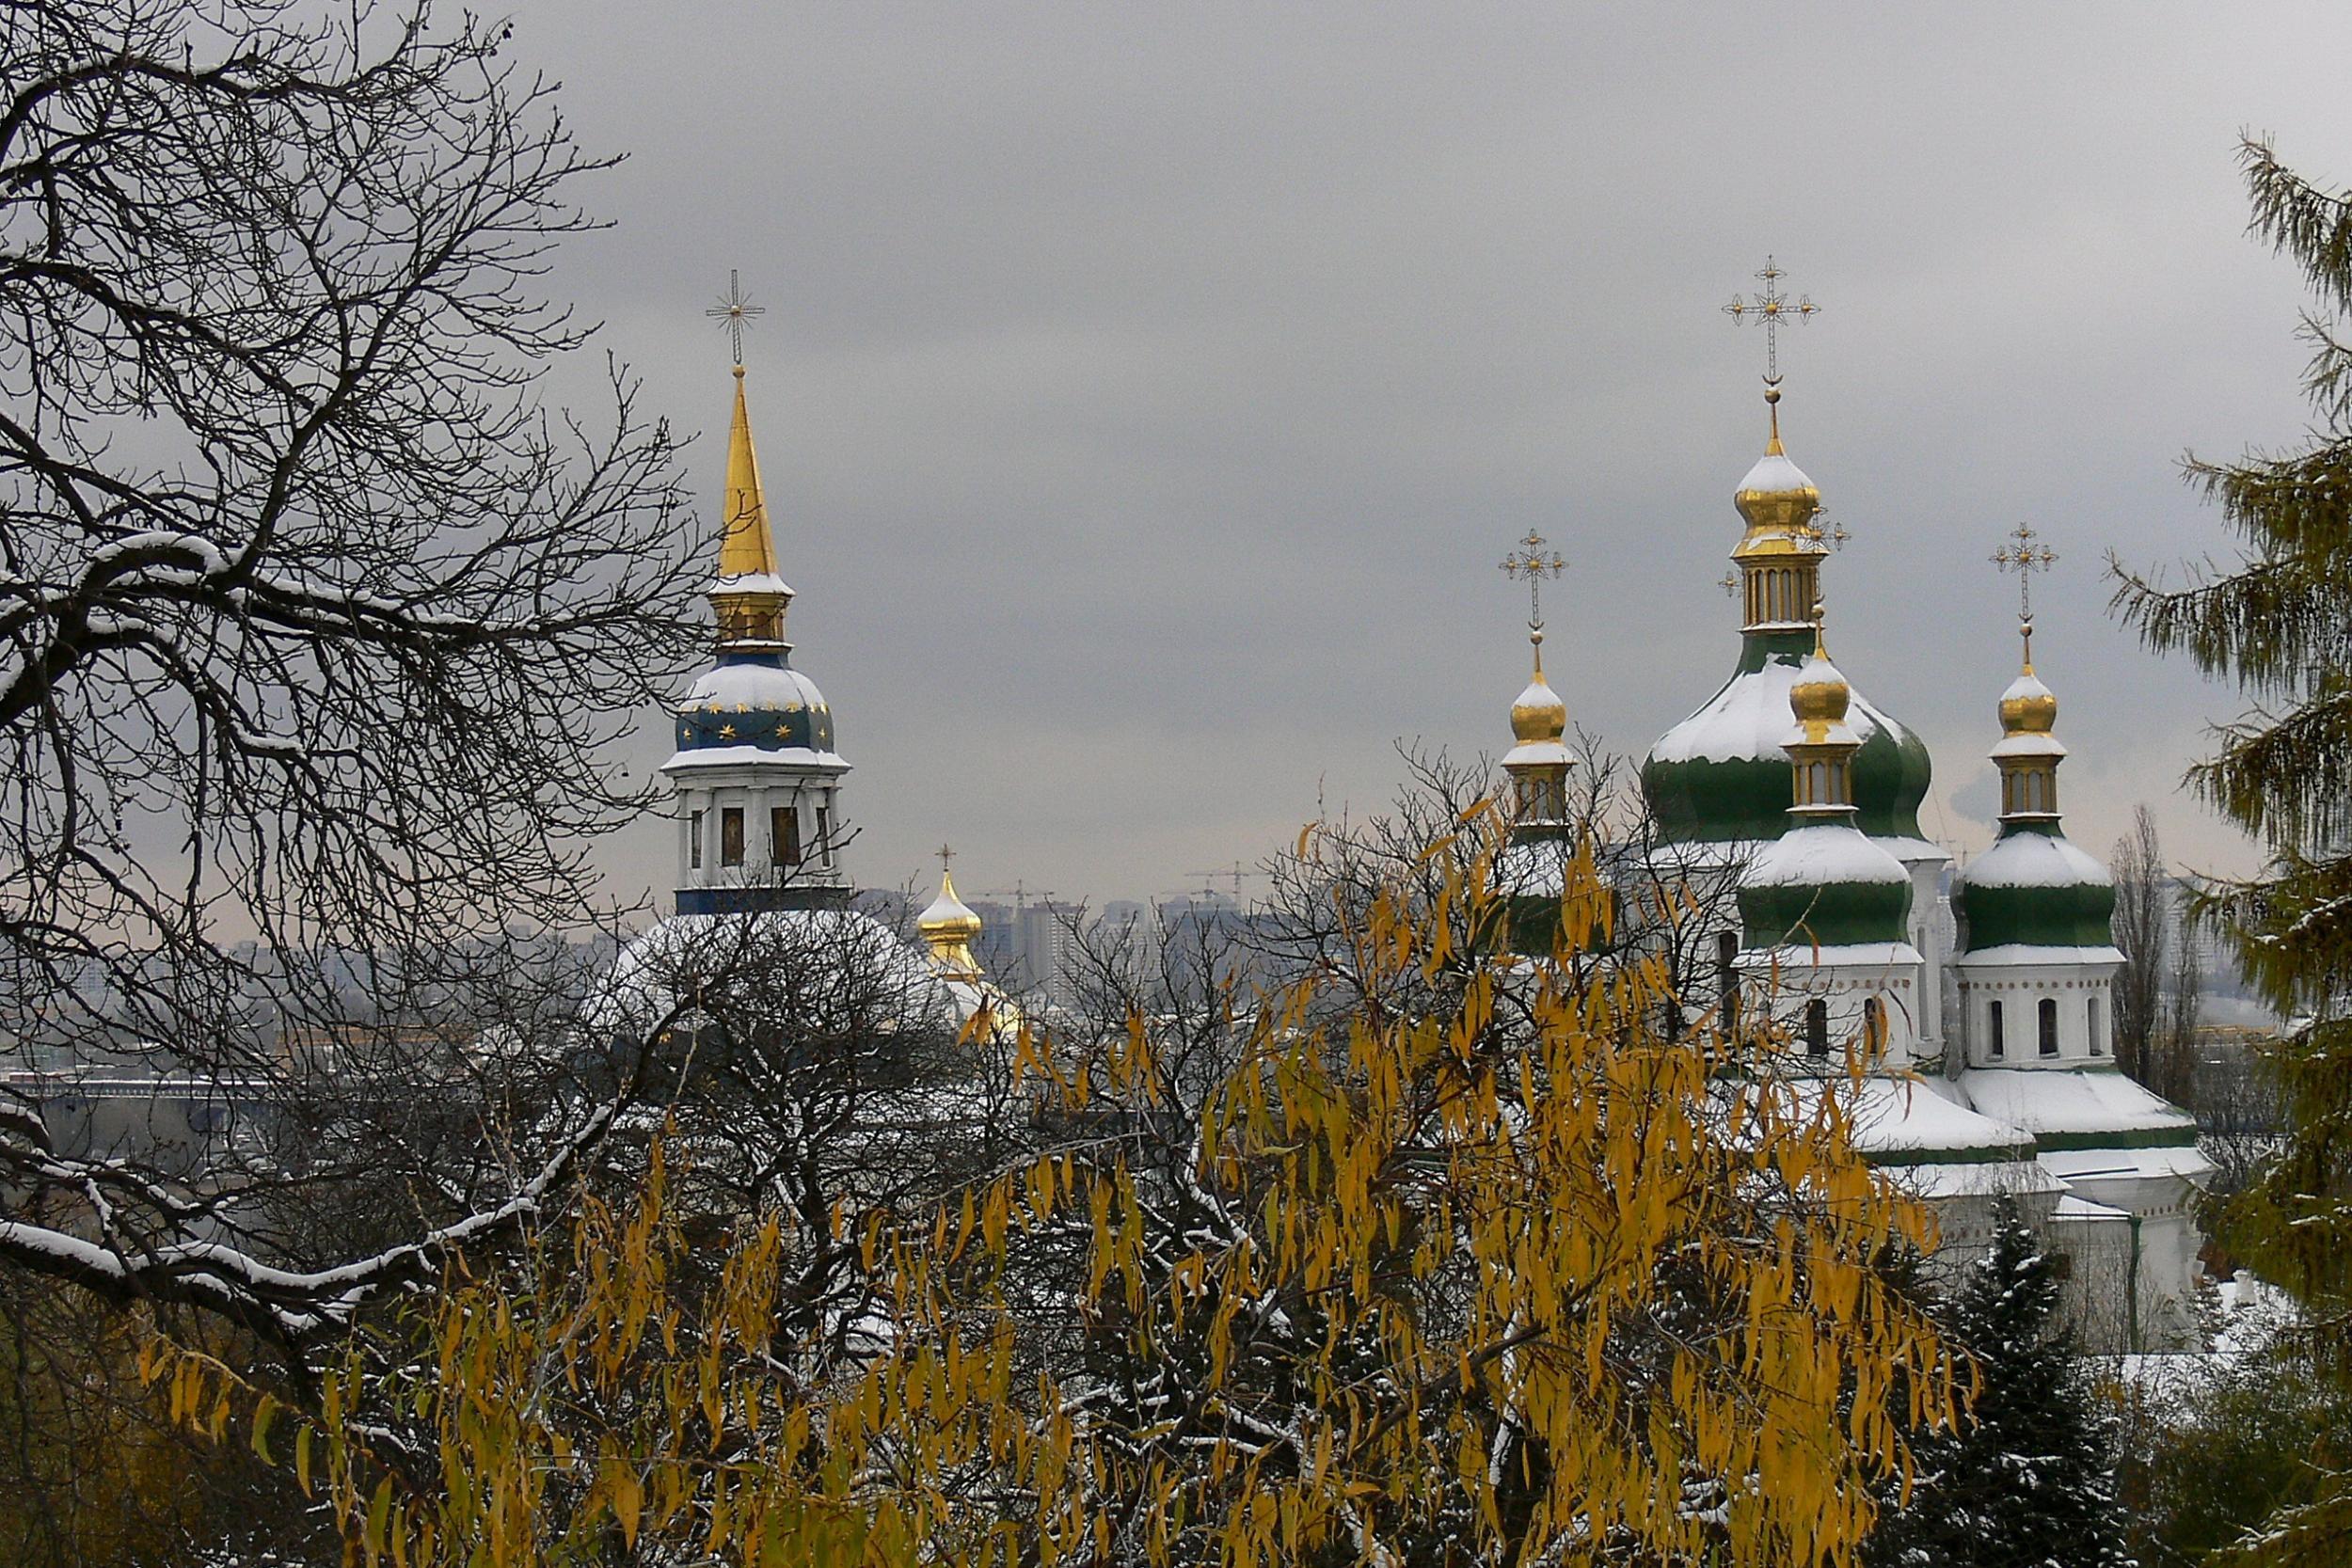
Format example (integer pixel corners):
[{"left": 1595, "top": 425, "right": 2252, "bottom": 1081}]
[{"left": 505, "top": 0, "right": 2352, "bottom": 911}]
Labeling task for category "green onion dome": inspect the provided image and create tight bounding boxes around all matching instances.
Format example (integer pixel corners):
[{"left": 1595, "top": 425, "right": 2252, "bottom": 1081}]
[
  {"left": 1953, "top": 823, "right": 2117, "bottom": 952},
  {"left": 1643, "top": 632, "right": 1932, "bottom": 845},
  {"left": 1739, "top": 822, "right": 1915, "bottom": 947}
]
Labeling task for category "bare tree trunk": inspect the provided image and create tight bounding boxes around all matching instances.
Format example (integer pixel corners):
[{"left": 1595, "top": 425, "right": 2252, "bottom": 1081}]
[
  {"left": 2157, "top": 918, "right": 2205, "bottom": 1108},
  {"left": 2108, "top": 804, "right": 2168, "bottom": 1086}
]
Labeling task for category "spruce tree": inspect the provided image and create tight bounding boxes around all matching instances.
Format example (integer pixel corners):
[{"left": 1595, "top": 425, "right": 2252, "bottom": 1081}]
[
  {"left": 1866, "top": 1196, "right": 2134, "bottom": 1568},
  {"left": 2111, "top": 138, "right": 2352, "bottom": 1563}
]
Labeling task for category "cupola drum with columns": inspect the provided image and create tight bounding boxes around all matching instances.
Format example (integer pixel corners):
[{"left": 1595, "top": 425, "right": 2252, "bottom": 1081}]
[{"left": 660, "top": 362, "right": 851, "bottom": 914}]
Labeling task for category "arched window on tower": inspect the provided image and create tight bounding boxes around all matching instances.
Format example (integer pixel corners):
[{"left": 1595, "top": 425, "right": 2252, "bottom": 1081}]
[
  {"left": 2038, "top": 997, "right": 2059, "bottom": 1056},
  {"left": 1988, "top": 999, "right": 2005, "bottom": 1059},
  {"left": 2089, "top": 994, "right": 2105, "bottom": 1055},
  {"left": 772, "top": 804, "right": 802, "bottom": 868},
  {"left": 690, "top": 810, "right": 704, "bottom": 870},
  {"left": 1805, "top": 999, "right": 1829, "bottom": 1058},
  {"left": 1863, "top": 995, "right": 1883, "bottom": 1053},
  {"left": 720, "top": 807, "right": 745, "bottom": 868}
]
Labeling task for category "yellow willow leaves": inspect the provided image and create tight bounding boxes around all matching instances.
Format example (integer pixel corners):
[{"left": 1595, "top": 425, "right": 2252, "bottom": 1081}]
[{"left": 149, "top": 817, "right": 1961, "bottom": 1568}]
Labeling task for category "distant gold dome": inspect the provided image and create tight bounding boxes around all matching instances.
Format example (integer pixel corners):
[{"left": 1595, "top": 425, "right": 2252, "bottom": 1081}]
[
  {"left": 918, "top": 871, "right": 983, "bottom": 948},
  {"left": 1510, "top": 641, "right": 1568, "bottom": 744}
]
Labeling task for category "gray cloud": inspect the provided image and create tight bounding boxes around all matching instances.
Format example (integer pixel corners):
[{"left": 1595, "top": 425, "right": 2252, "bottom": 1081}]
[{"left": 508, "top": 0, "right": 2352, "bottom": 908}]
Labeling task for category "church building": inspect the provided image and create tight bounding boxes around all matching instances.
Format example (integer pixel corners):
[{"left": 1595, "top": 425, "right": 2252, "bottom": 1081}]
[{"left": 1499, "top": 357, "right": 2208, "bottom": 1352}]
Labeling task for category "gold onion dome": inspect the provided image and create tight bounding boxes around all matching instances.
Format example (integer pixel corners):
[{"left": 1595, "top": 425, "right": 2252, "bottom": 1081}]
[
  {"left": 1999, "top": 624, "right": 2058, "bottom": 736},
  {"left": 1788, "top": 623, "right": 1852, "bottom": 740},
  {"left": 918, "top": 870, "right": 983, "bottom": 944},
  {"left": 1732, "top": 388, "right": 1823, "bottom": 542},
  {"left": 1510, "top": 638, "right": 1569, "bottom": 744}
]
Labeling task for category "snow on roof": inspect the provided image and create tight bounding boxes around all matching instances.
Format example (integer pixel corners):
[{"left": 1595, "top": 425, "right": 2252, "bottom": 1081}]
[
  {"left": 1952, "top": 942, "right": 2125, "bottom": 968},
  {"left": 660, "top": 744, "right": 850, "bottom": 773},
  {"left": 1843, "top": 1074, "right": 2038, "bottom": 1159},
  {"left": 681, "top": 661, "right": 827, "bottom": 712},
  {"left": 712, "top": 572, "right": 794, "bottom": 596},
  {"left": 1955, "top": 1068, "right": 2198, "bottom": 1141},
  {"left": 1991, "top": 731, "right": 2067, "bottom": 761},
  {"left": 585, "top": 907, "right": 950, "bottom": 1038},
  {"left": 2036, "top": 1144, "right": 2215, "bottom": 1183},
  {"left": 2052, "top": 1193, "right": 2132, "bottom": 1221},
  {"left": 1742, "top": 823, "right": 1912, "bottom": 887},
  {"left": 1958, "top": 829, "right": 2110, "bottom": 889},
  {"left": 1502, "top": 738, "right": 1576, "bottom": 768},
  {"left": 1736, "top": 940, "right": 1926, "bottom": 972},
  {"left": 1881, "top": 1157, "right": 2067, "bottom": 1200},
  {"left": 1737, "top": 451, "right": 1819, "bottom": 496},
  {"left": 1649, "top": 657, "right": 1900, "bottom": 765}
]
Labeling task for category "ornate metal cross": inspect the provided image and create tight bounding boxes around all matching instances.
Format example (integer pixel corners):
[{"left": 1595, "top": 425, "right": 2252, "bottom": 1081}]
[
  {"left": 1991, "top": 522, "right": 2058, "bottom": 622},
  {"left": 1804, "top": 505, "right": 1851, "bottom": 552},
  {"left": 706, "top": 268, "right": 766, "bottom": 366},
  {"left": 936, "top": 843, "right": 956, "bottom": 879},
  {"left": 1724, "top": 255, "right": 1820, "bottom": 384},
  {"left": 1718, "top": 570, "right": 1740, "bottom": 599},
  {"left": 1501, "top": 530, "right": 1567, "bottom": 635}
]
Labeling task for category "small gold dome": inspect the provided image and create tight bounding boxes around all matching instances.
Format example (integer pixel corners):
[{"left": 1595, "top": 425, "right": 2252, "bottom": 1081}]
[
  {"left": 918, "top": 871, "right": 983, "bottom": 944},
  {"left": 1999, "top": 673, "right": 2058, "bottom": 736},
  {"left": 1790, "top": 660, "right": 1851, "bottom": 728},
  {"left": 1510, "top": 642, "right": 1568, "bottom": 744},
  {"left": 1788, "top": 620, "right": 1851, "bottom": 731}
]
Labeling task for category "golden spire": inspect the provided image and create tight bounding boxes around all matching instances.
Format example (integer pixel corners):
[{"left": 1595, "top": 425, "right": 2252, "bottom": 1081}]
[
  {"left": 716, "top": 367, "right": 779, "bottom": 581},
  {"left": 705, "top": 270, "right": 779, "bottom": 583}
]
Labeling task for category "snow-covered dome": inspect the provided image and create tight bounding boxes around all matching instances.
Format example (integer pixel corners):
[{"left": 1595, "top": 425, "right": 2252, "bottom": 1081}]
[
  {"left": 672, "top": 654, "right": 836, "bottom": 755},
  {"left": 1955, "top": 827, "right": 2115, "bottom": 952},
  {"left": 1643, "top": 650, "right": 1931, "bottom": 845},
  {"left": 584, "top": 908, "right": 952, "bottom": 1041}
]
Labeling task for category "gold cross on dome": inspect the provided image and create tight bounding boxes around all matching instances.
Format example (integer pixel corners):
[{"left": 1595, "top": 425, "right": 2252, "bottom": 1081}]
[
  {"left": 1724, "top": 255, "right": 1820, "bottom": 386},
  {"left": 1992, "top": 522, "right": 2058, "bottom": 664},
  {"left": 1991, "top": 522, "right": 2058, "bottom": 621},
  {"left": 936, "top": 843, "right": 956, "bottom": 878},
  {"left": 1805, "top": 506, "right": 1851, "bottom": 552},
  {"left": 1718, "top": 570, "right": 1740, "bottom": 598},
  {"left": 706, "top": 268, "right": 766, "bottom": 366},
  {"left": 1500, "top": 530, "right": 1567, "bottom": 635}
]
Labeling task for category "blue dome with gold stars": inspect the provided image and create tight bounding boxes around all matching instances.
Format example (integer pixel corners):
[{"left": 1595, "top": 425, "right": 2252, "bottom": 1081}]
[{"left": 673, "top": 652, "right": 836, "bottom": 754}]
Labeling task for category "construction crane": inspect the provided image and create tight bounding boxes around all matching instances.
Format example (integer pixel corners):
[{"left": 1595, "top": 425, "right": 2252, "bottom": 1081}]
[
  {"left": 972, "top": 879, "right": 1057, "bottom": 917},
  {"left": 1184, "top": 860, "right": 1265, "bottom": 905}
]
